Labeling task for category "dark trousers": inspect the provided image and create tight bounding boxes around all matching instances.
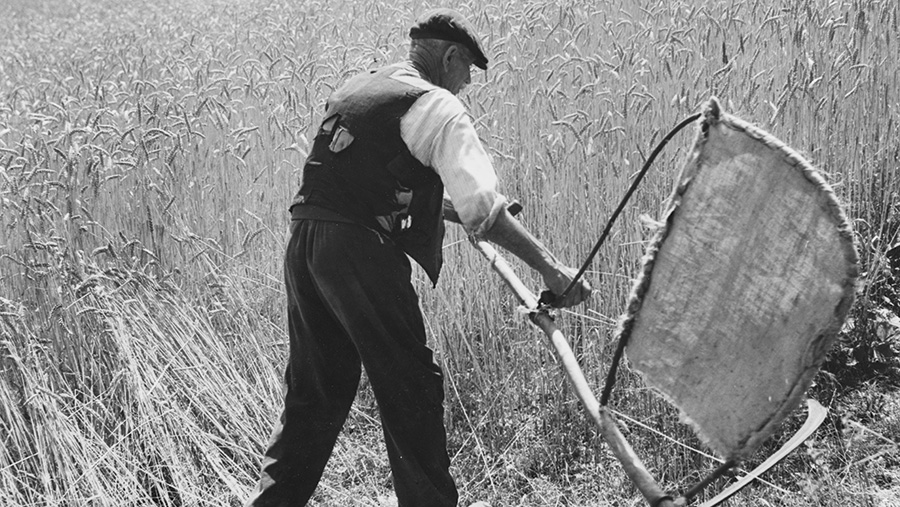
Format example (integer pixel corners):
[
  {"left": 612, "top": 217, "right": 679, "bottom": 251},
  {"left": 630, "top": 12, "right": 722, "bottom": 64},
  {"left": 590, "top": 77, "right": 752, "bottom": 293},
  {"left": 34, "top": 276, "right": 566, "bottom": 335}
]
[{"left": 246, "top": 219, "right": 458, "bottom": 507}]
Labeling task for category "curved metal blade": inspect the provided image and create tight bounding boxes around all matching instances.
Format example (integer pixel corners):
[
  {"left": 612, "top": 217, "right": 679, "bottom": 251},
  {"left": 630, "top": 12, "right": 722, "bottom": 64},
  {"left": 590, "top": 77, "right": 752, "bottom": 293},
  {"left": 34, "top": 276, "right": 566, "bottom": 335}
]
[{"left": 696, "top": 399, "right": 828, "bottom": 507}]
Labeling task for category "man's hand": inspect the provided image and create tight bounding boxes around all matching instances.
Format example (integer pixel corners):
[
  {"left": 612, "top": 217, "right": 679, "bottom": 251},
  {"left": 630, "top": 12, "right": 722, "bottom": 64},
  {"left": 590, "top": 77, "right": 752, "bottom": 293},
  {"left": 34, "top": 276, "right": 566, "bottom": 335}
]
[
  {"left": 475, "top": 205, "right": 594, "bottom": 309},
  {"left": 542, "top": 265, "right": 592, "bottom": 308},
  {"left": 446, "top": 196, "right": 594, "bottom": 308}
]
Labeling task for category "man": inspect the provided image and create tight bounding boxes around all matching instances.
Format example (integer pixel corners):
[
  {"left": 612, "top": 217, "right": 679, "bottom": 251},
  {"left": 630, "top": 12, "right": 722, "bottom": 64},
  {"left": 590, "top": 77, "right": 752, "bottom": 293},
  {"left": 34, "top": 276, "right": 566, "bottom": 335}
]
[{"left": 246, "top": 8, "right": 592, "bottom": 507}]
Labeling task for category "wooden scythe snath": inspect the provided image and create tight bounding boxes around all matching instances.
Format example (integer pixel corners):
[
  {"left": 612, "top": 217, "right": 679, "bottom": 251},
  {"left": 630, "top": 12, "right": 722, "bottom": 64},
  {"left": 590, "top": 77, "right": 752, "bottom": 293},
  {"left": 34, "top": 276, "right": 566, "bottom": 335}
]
[
  {"left": 468, "top": 238, "right": 677, "bottom": 506},
  {"left": 447, "top": 97, "right": 858, "bottom": 505}
]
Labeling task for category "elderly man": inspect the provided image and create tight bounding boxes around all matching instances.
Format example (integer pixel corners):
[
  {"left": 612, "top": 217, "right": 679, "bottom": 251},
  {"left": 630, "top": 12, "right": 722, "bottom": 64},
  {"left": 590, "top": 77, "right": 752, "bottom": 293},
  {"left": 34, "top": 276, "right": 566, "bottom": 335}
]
[{"left": 246, "top": 8, "right": 592, "bottom": 507}]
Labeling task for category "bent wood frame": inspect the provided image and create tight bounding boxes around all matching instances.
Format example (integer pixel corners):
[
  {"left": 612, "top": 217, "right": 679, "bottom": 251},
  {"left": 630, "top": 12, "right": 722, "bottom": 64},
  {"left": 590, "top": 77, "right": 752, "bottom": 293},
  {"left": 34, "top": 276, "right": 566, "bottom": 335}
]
[{"left": 466, "top": 237, "right": 827, "bottom": 506}]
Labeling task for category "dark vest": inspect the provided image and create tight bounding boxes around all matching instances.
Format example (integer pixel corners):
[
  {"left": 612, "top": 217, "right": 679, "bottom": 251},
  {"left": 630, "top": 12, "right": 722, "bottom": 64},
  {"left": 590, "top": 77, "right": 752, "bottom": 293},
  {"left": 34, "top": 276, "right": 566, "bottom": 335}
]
[{"left": 291, "top": 64, "right": 446, "bottom": 285}]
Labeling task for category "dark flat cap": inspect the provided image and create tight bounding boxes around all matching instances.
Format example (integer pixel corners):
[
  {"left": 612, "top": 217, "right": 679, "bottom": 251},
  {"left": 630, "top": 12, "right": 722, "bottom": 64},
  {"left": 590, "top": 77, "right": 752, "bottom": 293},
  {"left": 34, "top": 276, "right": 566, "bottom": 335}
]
[{"left": 409, "top": 8, "right": 488, "bottom": 70}]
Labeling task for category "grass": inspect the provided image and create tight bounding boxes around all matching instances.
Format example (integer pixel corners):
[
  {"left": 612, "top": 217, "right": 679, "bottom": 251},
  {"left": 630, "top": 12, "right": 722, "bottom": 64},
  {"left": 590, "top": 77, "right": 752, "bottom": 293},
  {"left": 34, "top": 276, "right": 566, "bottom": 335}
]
[{"left": 1, "top": 0, "right": 899, "bottom": 505}]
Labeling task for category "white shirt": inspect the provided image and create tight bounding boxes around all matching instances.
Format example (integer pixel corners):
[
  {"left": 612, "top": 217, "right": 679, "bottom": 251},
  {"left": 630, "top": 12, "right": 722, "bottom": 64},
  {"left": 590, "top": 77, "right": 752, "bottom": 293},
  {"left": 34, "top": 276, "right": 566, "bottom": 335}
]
[{"left": 389, "top": 64, "right": 506, "bottom": 236}]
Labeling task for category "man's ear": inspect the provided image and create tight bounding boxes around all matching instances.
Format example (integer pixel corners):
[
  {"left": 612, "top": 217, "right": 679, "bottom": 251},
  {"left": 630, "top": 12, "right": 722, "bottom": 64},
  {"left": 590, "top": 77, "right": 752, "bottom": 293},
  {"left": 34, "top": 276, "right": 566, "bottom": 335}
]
[{"left": 442, "top": 45, "right": 458, "bottom": 71}]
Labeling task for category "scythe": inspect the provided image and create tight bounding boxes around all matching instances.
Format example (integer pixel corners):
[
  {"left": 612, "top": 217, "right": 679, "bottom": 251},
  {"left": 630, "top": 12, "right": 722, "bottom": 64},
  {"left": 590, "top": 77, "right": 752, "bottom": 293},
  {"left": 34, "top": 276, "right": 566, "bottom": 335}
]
[{"left": 446, "top": 97, "right": 858, "bottom": 505}]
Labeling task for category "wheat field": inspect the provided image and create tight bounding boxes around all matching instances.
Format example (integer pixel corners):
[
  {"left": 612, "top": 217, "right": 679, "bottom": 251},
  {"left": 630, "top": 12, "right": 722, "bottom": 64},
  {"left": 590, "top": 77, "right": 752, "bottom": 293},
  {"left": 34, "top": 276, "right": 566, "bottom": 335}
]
[{"left": 1, "top": 0, "right": 898, "bottom": 505}]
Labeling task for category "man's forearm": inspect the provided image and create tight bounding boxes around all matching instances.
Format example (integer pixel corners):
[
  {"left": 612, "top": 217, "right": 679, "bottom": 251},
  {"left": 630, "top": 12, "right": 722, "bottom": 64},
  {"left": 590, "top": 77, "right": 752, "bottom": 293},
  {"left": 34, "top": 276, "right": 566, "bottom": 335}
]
[
  {"left": 444, "top": 197, "right": 591, "bottom": 307},
  {"left": 478, "top": 207, "right": 563, "bottom": 277}
]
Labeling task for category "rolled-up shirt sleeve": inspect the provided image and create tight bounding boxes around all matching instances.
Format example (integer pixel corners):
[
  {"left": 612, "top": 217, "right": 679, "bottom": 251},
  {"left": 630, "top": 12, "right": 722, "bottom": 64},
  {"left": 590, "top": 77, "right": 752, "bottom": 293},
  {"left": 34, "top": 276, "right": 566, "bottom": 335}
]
[{"left": 400, "top": 88, "right": 506, "bottom": 235}]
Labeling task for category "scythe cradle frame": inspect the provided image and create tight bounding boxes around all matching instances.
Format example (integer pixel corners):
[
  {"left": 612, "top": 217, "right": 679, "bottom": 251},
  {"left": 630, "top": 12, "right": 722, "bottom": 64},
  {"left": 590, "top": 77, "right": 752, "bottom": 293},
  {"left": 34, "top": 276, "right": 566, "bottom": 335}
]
[
  {"left": 449, "top": 98, "right": 858, "bottom": 506},
  {"left": 470, "top": 239, "right": 829, "bottom": 506}
]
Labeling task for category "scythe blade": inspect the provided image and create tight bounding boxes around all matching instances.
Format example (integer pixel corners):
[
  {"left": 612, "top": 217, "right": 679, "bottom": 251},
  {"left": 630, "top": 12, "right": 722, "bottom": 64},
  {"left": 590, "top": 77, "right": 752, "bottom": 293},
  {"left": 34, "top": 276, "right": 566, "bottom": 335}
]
[{"left": 695, "top": 399, "right": 828, "bottom": 507}]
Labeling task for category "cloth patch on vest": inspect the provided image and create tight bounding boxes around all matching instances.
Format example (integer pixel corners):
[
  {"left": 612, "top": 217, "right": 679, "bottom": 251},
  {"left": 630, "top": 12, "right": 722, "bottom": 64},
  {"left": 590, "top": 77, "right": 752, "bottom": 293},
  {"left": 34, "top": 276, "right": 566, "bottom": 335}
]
[{"left": 329, "top": 125, "right": 354, "bottom": 153}]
